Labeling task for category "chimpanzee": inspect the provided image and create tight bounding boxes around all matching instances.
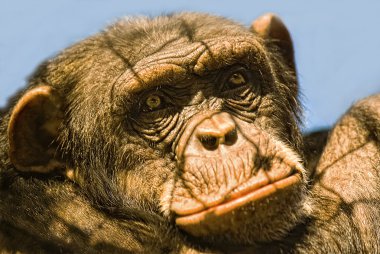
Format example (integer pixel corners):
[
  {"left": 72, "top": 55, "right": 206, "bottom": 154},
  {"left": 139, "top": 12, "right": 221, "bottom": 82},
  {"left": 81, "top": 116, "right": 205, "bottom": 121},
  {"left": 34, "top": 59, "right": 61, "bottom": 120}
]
[{"left": 1, "top": 12, "right": 379, "bottom": 253}]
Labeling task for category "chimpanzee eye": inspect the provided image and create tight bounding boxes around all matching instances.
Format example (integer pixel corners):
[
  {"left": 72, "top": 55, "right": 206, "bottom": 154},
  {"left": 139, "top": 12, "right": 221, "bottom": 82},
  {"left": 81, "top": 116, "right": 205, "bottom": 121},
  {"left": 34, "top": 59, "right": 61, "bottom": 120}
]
[
  {"left": 221, "top": 69, "right": 251, "bottom": 93},
  {"left": 145, "top": 94, "right": 162, "bottom": 111},
  {"left": 227, "top": 72, "right": 247, "bottom": 87}
]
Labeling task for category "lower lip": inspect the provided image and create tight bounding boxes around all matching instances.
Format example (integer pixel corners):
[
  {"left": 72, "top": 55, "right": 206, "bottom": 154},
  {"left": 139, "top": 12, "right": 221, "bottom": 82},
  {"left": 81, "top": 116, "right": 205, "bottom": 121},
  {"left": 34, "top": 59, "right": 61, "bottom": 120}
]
[{"left": 176, "top": 173, "right": 302, "bottom": 226}]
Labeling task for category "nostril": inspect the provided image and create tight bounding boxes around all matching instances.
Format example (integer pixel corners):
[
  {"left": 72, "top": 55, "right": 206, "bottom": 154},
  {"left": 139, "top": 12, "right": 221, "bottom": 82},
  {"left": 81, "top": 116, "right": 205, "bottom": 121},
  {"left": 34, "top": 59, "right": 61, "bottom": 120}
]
[
  {"left": 199, "top": 135, "right": 219, "bottom": 150},
  {"left": 224, "top": 129, "right": 238, "bottom": 146}
]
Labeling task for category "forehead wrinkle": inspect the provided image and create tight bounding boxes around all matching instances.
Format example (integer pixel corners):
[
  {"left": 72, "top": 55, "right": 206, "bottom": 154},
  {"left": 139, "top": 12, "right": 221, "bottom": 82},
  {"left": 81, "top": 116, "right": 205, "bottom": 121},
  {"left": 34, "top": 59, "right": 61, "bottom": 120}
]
[
  {"left": 104, "top": 31, "right": 148, "bottom": 93},
  {"left": 193, "top": 36, "right": 265, "bottom": 75},
  {"left": 116, "top": 64, "right": 189, "bottom": 97},
  {"left": 112, "top": 36, "right": 265, "bottom": 100},
  {"left": 112, "top": 42, "right": 207, "bottom": 95}
]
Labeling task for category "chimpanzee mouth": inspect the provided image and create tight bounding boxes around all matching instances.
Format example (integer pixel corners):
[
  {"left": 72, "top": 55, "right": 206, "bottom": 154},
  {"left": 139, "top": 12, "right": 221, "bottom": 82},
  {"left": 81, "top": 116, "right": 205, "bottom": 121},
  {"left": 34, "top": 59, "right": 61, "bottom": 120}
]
[{"left": 175, "top": 171, "right": 302, "bottom": 226}]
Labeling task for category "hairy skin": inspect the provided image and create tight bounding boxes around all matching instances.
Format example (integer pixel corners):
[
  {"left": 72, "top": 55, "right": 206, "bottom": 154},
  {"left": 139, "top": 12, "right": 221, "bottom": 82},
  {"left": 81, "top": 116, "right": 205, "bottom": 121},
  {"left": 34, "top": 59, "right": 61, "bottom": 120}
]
[{"left": 0, "top": 12, "right": 379, "bottom": 253}]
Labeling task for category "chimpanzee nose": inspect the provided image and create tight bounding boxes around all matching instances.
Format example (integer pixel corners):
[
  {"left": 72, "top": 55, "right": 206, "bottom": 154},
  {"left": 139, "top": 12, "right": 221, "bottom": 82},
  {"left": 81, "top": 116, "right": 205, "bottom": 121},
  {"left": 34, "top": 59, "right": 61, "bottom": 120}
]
[{"left": 196, "top": 112, "right": 238, "bottom": 150}]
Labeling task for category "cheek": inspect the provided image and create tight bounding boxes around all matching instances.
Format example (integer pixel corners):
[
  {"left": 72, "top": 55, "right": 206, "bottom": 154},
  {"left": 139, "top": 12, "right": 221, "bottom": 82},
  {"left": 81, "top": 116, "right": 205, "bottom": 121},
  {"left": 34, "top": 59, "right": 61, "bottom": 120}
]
[{"left": 116, "top": 159, "right": 176, "bottom": 208}]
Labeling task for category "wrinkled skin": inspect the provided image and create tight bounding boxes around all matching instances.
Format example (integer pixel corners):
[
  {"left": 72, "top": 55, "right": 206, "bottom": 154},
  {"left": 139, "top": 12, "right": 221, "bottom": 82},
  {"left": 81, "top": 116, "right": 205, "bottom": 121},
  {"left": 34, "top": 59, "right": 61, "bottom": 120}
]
[{"left": 0, "top": 12, "right": 380, "bottom": 253}]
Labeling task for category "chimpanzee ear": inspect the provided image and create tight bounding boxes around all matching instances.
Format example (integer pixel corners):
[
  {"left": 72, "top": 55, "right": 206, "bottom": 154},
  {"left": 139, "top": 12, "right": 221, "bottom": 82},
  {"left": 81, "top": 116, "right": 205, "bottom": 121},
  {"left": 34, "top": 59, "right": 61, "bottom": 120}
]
[
  {"left": 8, "top": 85, "right": 64, "bottom": 173},
  {"left": 251, "top": 13, "right": 295, "bottom": 68}
]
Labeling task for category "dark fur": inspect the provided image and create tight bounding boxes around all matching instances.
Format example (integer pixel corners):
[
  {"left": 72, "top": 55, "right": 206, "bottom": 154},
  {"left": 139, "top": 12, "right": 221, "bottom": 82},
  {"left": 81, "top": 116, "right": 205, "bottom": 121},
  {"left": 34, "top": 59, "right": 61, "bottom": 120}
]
[{"left": 1, "top": 13, "right": 380, "bottom": 253}]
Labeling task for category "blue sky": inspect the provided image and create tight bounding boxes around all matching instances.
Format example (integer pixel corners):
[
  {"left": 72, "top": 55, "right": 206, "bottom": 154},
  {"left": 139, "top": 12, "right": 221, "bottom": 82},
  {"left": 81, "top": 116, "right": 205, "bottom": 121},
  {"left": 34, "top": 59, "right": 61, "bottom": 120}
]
[{"left": 1, "top": 0, "right": 379, "bottom": 131}]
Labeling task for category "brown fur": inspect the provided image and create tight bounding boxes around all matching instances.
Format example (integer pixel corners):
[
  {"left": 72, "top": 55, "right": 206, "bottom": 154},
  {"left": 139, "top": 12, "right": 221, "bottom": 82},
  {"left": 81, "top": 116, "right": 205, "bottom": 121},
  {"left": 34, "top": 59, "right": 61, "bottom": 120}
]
[{"left": 0, "top": 12, "right": 379, "bottom": 253}]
